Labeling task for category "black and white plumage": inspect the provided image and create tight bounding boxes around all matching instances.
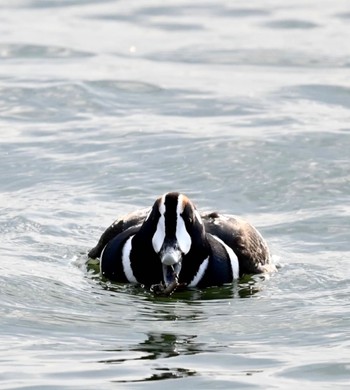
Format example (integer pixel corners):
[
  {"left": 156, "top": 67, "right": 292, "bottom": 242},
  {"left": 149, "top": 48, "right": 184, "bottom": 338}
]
[{"left": 89, "top": 192, "right": 275, "bottom": 290}]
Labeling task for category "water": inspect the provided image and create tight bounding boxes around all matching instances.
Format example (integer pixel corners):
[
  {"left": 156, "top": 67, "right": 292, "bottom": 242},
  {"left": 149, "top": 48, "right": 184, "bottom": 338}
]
[{"left": 1, "top": 0, "right": 350, "bottom": 388}]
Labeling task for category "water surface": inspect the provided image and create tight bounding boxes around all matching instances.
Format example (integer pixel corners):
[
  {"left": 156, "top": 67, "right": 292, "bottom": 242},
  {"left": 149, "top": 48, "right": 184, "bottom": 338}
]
[{"left": 1, "top": 0, "right": 350, "bottom": 388}]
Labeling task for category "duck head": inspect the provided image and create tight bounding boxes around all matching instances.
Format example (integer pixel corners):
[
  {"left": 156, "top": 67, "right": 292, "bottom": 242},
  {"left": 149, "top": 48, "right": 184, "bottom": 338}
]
[{"left": 144, "top": 192, "right": 205, "bottom": 287}]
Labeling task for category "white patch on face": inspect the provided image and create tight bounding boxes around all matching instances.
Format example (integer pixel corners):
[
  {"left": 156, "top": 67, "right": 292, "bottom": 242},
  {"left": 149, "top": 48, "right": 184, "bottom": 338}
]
[
  {"left": 210, "top": 234, "right": 239, "bottom": 279},
  {"left": 176, "top": 194, "right": 192, "bottom": 254},
  {"left": 188, "top": 256, "right": 209, "bottom": 287},
  {"left": 152, "top": 195, "right": 166, "bottom": 253},
  {"left": 152, "top": 193, "right": 193, "bottom": 255},
  {"left": 175, "top": 215, "right": 192, "bottom": 254},
  {"left": 122, "top": 235, "right": 138, "bottom": 283}
]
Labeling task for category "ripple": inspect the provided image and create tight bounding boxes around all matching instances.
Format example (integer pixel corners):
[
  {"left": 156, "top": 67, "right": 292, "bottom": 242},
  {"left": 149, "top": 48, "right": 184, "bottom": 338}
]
[
  {"left": 147, "top": 47, "right": 349, "bottom": 68},
  {"left": 1, "top": 0, "right": 350, "bottom": 387},
  {"left": 21, "top": 0, "right": 114, "bottom": 8},
  {"left": 0, "top": 82, "right": 103, "bottom": 122},
  {"left": 264, "top": 19, "right": 319, "bottom": 29},
  {"left": 86, "top": 79, "right": 162, "bottom": 94},
  {"left": 0, "top": 44, "right": 93, "bottom": 59},
  {"left": 281, "top": 84, "right": 350, "bottom": 109},
  {"left": 0, "top": 79, "right": 259, "bottom": 123},
  {"left": 278, "top": 362, "right": 350, "bottom": 383},
  {"left": 93, "top": 12, "right": 205, "bottom": 31},
  {"left": 335, "top": 12, "right": 350, "bottom": 19},
  {"left": 217, "top": 7, "right": 271, "bottom": 18}
]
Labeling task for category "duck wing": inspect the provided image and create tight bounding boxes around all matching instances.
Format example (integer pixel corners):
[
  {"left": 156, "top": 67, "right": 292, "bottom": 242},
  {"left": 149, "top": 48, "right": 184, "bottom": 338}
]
[
  {"left": 88, "top": 208, "right": 149, "bottom": 259},
  {"left": 202, "top": 212, "right": 272, "bottom": 275}
]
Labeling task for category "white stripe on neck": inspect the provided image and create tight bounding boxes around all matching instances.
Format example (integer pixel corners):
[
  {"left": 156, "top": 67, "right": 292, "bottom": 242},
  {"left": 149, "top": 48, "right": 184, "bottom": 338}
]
[
  {"left": 122, "top": 235, "right": 138, "bottom": 283},
  {"left": 188, "top": 256, "right": 209, "bottom": 287},
  {"left": 210, "top": 234, "right": 239, "bottom": 279}
]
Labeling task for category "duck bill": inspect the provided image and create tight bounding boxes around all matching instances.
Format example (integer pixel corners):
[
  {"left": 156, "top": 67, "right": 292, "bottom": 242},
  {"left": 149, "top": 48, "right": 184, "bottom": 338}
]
[{"left": 160, "top": 248, "right": 182, "bottom": 286}]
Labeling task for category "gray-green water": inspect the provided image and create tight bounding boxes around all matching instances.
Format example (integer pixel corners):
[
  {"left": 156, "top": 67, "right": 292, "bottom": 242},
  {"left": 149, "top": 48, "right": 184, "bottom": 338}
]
[{"left": 1, "top": 1, "right": 350, "bottom": 388}]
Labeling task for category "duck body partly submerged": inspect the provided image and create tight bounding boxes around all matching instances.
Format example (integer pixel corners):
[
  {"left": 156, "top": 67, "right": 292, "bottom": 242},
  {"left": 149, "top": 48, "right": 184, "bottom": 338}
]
[{"left": 89, "top": 192, "right": 275, "bottom": 290}]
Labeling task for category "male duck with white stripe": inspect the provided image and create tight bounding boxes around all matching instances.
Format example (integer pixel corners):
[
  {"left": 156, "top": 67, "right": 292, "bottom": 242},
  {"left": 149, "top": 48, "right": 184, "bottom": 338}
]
[{"left": 89, "top": 192, "right": 275, "bottom": 293}]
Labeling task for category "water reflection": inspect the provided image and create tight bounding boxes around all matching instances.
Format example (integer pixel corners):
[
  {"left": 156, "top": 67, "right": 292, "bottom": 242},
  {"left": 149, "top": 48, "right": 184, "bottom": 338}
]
[
  {"left": 89, "top": 271, "right": 268, "bottom": 383},
  {"left": 99, "top": 332, "right": 201, "bottom": 382},
  {"left": 139, "top": 367, "right": 197, "bottom": 382},
  {"left": 102, "top": 332, "right": 204, "bottom": 362}
]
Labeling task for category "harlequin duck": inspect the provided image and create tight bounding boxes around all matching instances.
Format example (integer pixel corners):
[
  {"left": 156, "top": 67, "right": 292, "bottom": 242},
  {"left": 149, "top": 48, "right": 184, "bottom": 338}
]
[{"left": 89, "top": 192, "right": 275, "bottom": 292}]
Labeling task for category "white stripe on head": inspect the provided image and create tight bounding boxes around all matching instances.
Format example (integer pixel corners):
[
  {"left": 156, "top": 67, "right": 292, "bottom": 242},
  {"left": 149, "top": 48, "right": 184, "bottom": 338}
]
[
  {"left": 152, "top": 195, "right": 166, "bottom": 253},
  {"left": 122, "top": 235, "right": 138, "bottom": 283},
  {"left": 194, "top": 208, "right": 202, "bottom": 225},
  {"left": 176, "top": 194, "right": 192, "bottom": 254},
  {"left": 144, "top": 207, "right": 152, "bottom": 222},
  {"left": 188, "top": 256, "right": 209, "bottom": 287},
  {"left": 210, "top": 234, "right": 239, "bottom": 279}
]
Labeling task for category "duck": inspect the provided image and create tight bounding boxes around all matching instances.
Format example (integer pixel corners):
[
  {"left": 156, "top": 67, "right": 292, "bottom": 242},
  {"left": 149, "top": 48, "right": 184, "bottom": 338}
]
[{"left": 89, "top": 192, "right": 275, "bottom": 293}]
